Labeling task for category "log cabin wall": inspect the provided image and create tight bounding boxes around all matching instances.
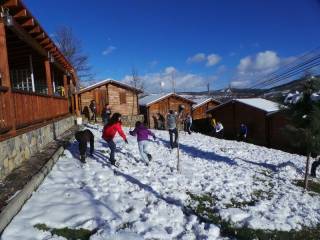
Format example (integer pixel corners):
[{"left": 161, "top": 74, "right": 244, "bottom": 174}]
[
  {"left": 107, "top": 83, "right": 138, "bottom": 116},
  {"left": 192, "top": 100, "right": 220, "bottom": 120},
  {"left": 147, "top": 96, "right": 193, "bottom": 129},
  {"left": 79, "top": 82, "right": 139, "bottom": 118}
]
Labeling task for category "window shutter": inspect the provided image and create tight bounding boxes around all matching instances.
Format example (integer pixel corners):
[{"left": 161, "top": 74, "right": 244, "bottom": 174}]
[{"left": 119, "top": 92, "right": 126, "bottom": 104}]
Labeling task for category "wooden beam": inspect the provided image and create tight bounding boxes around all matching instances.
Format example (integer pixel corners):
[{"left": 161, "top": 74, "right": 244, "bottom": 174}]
[
  {"left": 63, "top": 74, "right": 68, "bottom": 97},
  {"left": 6, "top": 18, "right": 47, "bottom": 57},
  {"left": 35, "top": 32, "right": 45, "bottom": 40},
  {"left": 3, "top": 0, "right": 19, "bottom": 7},
  {"left": 39, "top": 37, "right": 50, "bottom": 45},
  {"left": 0, "top": 21, "right": 16, "bottom": 132},
  {"left": 29, "top": 26, "right": 41, "bottom": 34},
  {"left": 44, "top": 42, "right": 54, "bottom": 50},
  {"left": 44, "top": 60, "right": 53, "bottom": 95},
  {"left": 21, "top": 18, "right": 35, "bottom": 28},
  {"left": 14, "top": 9, "right": 28, "bottom": 18}
]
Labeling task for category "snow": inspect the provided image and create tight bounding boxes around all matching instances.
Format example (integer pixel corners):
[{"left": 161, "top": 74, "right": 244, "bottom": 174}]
[
  {"left": 139, "top": 93, "right": 194, "bottom": 106},
  {"left": 80, "top": 79, "right": 140, "bottom": 93},
  {"left": 236, "top": 98, "right": 280, "bottom": 113},
  {"left": 2, "top": 124, "right": 320, "bottom": 240},
  {"left": 139, "top": 93, "right": 173, "bottom": 106}
]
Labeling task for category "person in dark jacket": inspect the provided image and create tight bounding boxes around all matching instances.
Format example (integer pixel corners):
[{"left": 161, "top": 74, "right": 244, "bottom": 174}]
[
  {"left": 167, "top": 110, "right": 178, "bottom": 148},
  {"left": 102, "top": 113, "right": 128, "bottom": 165},
  {"left": 184, "top": 114, "right": 192, "bottom": 135},
  {"left": 239, "top": 123, "right": 248, "bottom": 141},
  {"left": 75, "top": 129, "right": 94, "bottom": 163},
  {"left": 311, "top": 156, "right": 320, "bottom": 178},
  {"left": 101, "top": 104, "right": 112, "bottom": 125},
  {"left": 130, "top": 121, "right": 156, "bottom": 165},
  {"left": 157, "top": 113, "right": 165, "bottom": 130},
  {"left": 89, "top": 100, "right": 97, "bottom": 123}
]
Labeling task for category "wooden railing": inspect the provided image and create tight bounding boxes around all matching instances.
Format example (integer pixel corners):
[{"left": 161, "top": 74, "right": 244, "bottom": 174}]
[
  {"left": 12, "top": 90, "right": 69, "bottom": 129},
  {"left": 0, "top": 88, "right": 69, "bottom": 134},
  {"left": 0, "top": 86, "right": 12, "bottom": 133}
]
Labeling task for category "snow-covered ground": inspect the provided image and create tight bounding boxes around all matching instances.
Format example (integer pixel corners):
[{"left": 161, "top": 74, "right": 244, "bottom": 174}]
[{"left": 2, "top": 124, "right": 320, "bottom": 240}]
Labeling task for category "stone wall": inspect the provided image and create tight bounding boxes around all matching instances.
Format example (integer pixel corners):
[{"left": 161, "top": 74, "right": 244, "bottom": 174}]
[
  {"left": 0, "top": 115, "right": 75, "bottom": 180},
  {"left": 121, "top": 115, "right": 144, "bottom": 127}
]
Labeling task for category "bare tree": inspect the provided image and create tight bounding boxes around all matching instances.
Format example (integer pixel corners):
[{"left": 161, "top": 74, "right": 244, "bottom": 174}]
[
  {"left": 130, "top": 67, "right": 144, "bottom": 91},
  {"left": 54, "top": 26, "right": 94, "bottom": 82},
  {"left": 129, "top": 67, "right": 144, "bottom": 129}
]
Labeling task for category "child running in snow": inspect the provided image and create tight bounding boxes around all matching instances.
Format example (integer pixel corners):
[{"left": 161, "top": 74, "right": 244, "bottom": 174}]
[
  {"left": 129, "top": 121, "right": 156, "bottom": 166},
  {"left": 102, "top": 113, "right": 128, "bottom": 165}
]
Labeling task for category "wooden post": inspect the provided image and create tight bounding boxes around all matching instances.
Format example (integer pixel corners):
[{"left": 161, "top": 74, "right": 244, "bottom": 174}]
[
  {"left": 44, "top": 60, "right": 52, "bottom": 95},
  {"left": 75, "top": 93, "right": 80, "bottom": 116},
  {"left": 0, "top": 21, "right": 16, "bottom": 133},
  {"left": 63, "top": 74, "right": 68, "bottom": 97}
]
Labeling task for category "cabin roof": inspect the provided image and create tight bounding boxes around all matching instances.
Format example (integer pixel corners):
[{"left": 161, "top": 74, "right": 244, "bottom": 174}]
[
  {"left": 139, "top": 93, "right": 195, "bottom": 106},
  {"left": 79, "top": 79, "right": 143, "bottom": 94},
  {"left": 207, "top": 98, "right": 281, "bottom": 113},
  {"left": 180, "top": 95, "right": 221, "bottom": 109}
]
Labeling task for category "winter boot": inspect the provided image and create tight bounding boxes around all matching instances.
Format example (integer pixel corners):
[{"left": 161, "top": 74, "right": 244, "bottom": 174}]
[
  {"left": 80, "top": 155, "right": 86, "bottom": 163},
  {"left": 147, "top": 153, "right": 152, "bottom": 161}
]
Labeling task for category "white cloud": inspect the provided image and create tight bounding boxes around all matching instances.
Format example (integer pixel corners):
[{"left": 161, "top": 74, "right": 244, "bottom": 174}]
[
  {"left": 231, "top": 50, "right": 296, "bottom": 88},
  {"left": 122, "top": 67, "right": 216, "bottom": 92},
  {"left": 102, "top": 46, "right": 116, "bottom": 56},
  {"left": 206, "top": 54, "right": 221, "bottom": 67},
  {"left": 187, "top": 52, "right": 221, "bottom": 67},
  {"left": 186, "top": 53, "right": 206, "bottom": 64}
]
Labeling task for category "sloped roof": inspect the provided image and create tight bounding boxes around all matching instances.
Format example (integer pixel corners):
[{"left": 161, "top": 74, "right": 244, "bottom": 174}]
[
  {"left": 192, "top": 98, "right": 220, "bottom": 109},
  {"left": 139, "top": 93, "right": 195, "bottom": 106},
  {"left": 207, "top": 98, "right": 281, "bottom": 113},
  {"left": 79, "top": 79, "right": 143, "bottom": 94},
  {"left": 236, "top": 98, "right": 280, "bottom": 112}
]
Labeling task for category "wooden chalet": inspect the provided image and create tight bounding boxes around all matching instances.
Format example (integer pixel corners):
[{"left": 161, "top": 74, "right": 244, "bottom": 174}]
[
  {"left": 207, "top": 98, "right": 282, "bottom": 146},
  {"left": 191, "top": 97, "right": 221, "bottom": 120},
  {"left": 79, "top": 79, "right": 143, "bottom": 119},
  {"left": 0, "top": 0, "right": 79, "bottom": 140},
  {"left": 139, "top": 93, "right": 195, "bottom": 129}
]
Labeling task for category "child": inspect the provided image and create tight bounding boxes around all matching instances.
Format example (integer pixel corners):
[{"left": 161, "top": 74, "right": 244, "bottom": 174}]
[
  {"left": 102, "top": 113, "right": 128, "bottom": 165},
  {"left": 129, "top": 121, "right": 156, "bottom": 165},
  {"left": 75, "top": 129, "right": 94, "bottom": 163}
]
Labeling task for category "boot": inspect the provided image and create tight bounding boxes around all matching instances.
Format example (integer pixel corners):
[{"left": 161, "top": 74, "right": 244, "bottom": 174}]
[{"left": 147, "top": 154, "right": 152, "bottom": 161}]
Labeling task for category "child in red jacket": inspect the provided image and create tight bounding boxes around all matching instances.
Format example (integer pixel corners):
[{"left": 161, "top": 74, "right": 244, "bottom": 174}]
[{"left": 102, "top": 113, "right": 128, "bottom": 165}]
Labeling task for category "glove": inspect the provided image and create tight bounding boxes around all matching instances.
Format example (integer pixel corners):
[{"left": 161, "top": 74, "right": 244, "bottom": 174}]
[{"left": 125, "top": 139, "right": 128, "bottom": 144}]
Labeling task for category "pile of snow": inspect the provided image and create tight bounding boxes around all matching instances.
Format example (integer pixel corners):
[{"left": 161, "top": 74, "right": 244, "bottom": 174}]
[
  {"left": 284, "top": 91, "right": 320, "bottom": 104},
  {"left": 2, "top": 124, "right": 320, "bottom": 240}
]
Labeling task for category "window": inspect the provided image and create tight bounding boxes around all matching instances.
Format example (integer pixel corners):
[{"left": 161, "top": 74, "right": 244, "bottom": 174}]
[{"left": 119, "top": 92, "right": 126, "bottom": 104}]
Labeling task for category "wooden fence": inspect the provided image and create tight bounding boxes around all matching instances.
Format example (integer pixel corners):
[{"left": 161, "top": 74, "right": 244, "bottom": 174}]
[{"left": 0, "top": 89, "right": 69, "bottom": 133}]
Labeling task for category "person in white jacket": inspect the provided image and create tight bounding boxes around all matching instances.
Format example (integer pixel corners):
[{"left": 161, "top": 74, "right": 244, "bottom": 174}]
[{"left": 215, "top": 122, "right": 224, "bottom": 139}]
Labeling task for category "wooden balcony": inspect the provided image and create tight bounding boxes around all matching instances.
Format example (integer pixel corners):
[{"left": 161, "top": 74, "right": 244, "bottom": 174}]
[{"left": 0, "top": 88, "right": 69, "bottom": 135}]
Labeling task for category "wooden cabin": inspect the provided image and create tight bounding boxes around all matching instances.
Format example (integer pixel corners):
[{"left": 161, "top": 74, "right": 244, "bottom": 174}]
[
  {"left": 0, "top": 0, "right": 79, "bottom": 179},
  {"left": 79, "top": 79, "right": 142, "bottom": 120},
  {"left": 191, "top": 97, "right": 221, "bottom": 120},
  {"left": 139, "top": 93, "right": 195, "bottom": 129},
  {"left": 207, "top": 98, "right": 280, "bottom": 146}
]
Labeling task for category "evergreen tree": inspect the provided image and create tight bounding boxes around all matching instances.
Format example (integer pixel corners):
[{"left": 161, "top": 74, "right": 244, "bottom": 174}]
[{"left": 283, "top": 75, "right": 320, "bottom": 189}]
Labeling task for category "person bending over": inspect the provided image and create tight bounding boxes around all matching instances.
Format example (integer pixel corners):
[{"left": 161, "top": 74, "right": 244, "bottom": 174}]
[{"left": 75, "top": 129, "right": 94, "bottom": 163}]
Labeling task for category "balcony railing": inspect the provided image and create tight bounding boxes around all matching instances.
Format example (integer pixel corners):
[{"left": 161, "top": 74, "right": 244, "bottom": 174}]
[{"left": 0, "top": 88, "right": 69, "bottom": 134}]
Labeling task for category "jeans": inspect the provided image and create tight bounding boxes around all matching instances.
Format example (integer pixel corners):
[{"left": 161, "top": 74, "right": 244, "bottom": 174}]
[
  {"left": 107, "top": 140, "right": 116, "bottom": 163},
  {"left": 169, "top": 128, "right": 178, "bottom": 148},
  {"left": 138, "top": 140, "right": 149, "bottom": 163}
]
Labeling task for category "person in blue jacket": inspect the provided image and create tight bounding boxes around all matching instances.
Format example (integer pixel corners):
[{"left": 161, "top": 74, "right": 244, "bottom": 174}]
[{"left": 239, "top": 123, "right": 248, "bottom": 141}]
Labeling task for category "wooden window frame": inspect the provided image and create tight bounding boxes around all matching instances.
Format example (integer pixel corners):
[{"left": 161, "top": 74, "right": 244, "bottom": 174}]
[{"left": 119, "top": 92, "right": 126, "bottom": 104}]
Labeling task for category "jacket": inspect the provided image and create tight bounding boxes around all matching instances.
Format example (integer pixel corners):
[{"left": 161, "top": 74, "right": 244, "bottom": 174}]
[
  {"left": 167, "top": 113, "right": 177, "bottom": 130},
  {"left": 102, "top": 122, "right": 126, "bottom": 141},
  {"left": 129, "top": 124, "right": 155, "bottom": 142}
]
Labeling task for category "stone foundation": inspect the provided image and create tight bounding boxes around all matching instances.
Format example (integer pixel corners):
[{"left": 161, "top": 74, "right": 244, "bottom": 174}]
[
  {"left": 0, "top": 115, "right": 75, "bottom": 180},
  {"left": 121, "top": 115, "right": 144, "bottom": 127}
]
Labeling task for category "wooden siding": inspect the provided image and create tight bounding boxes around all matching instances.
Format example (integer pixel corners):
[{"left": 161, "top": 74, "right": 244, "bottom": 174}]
[
  {"left": 192, "top": 101, "right": 220, "bottom": 120},
  {"left": 208, "top": 101, "right": 269, "bottom": 145},
  {"left": 145, "top": 96, "right": 193, "bottom": 129},
  {"left": 79, "top": 82, "right": 138, "bottom": 117}
]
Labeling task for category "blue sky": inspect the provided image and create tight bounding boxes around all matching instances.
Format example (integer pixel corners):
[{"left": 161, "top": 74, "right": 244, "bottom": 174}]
[{"left": 24, "top": 0, "right": 320, "bottom": 92}]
